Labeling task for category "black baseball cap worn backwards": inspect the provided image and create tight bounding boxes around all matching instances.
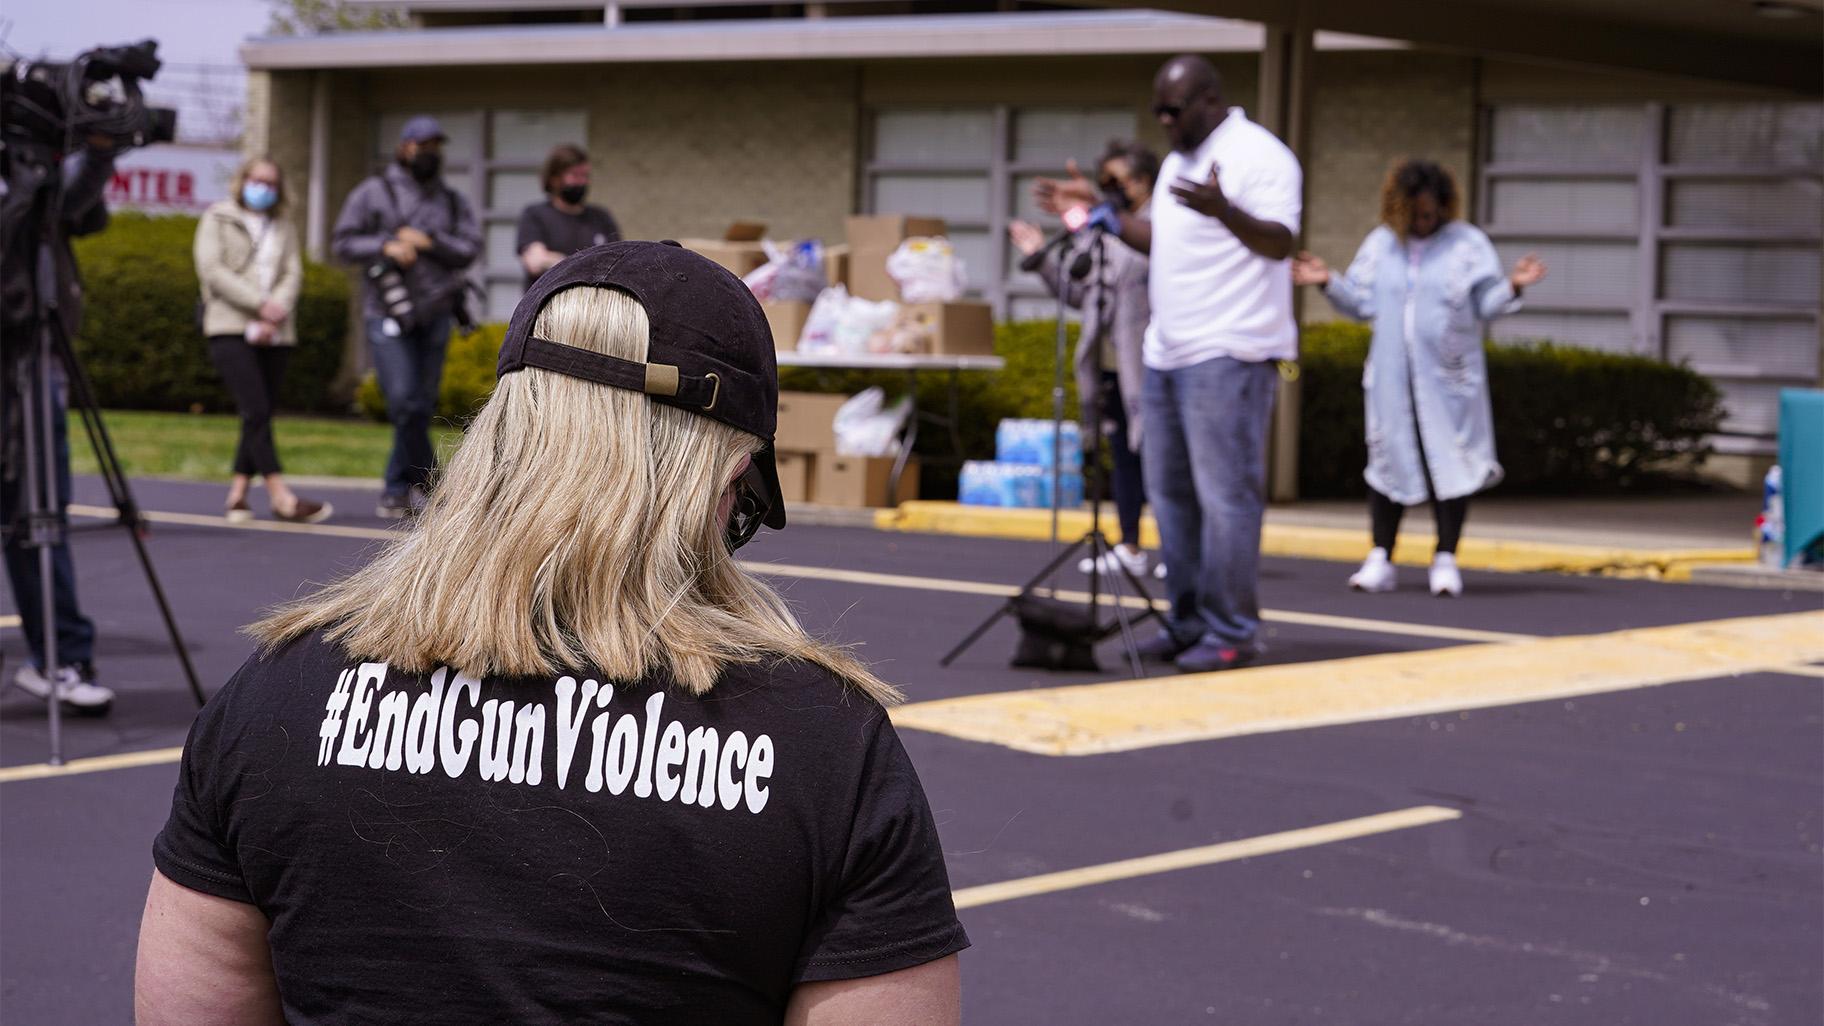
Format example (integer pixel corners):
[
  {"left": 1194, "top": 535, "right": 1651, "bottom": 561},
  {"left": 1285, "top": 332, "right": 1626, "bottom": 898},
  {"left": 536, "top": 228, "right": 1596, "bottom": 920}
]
[{"left": 497, "top": 240, "right": 787, "bottom": 531}]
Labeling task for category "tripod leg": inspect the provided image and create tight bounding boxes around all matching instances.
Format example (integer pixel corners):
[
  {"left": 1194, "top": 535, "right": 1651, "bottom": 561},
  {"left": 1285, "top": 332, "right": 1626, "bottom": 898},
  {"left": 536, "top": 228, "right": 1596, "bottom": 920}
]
[
  {"left": 52, "top": 323, "right": 207, "bottom": 707},
  {"left": 19, "top": 345, "right": 66, "bottom": 763},
  {"left": 941, "top": 534, "right": 1092, "bottom": 667}
]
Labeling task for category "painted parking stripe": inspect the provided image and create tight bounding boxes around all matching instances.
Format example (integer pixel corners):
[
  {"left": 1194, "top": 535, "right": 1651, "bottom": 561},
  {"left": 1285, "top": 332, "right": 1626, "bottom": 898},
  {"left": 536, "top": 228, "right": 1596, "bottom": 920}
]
[
  {"left": 68, "top": 504, "right": 1526, "bottom": 646},
  {"left": 0, "top": 615, "right": 19, "bottom": 630},
  {"left": 892, "top": 611, "right": 1824, "bottom": 756},
  {"left": 0, "top": 745, "right": 184, "bottom": 784},
  {"left": 953, "top": 805, "right": 1461, "bottom": 910}
]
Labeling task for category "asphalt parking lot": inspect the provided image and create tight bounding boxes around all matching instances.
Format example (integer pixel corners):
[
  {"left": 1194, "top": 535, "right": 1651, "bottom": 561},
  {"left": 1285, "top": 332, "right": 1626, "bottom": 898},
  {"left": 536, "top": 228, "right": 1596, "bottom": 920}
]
[{"left": 3, "top": 476, "right": 1820, "bottom": 1025}]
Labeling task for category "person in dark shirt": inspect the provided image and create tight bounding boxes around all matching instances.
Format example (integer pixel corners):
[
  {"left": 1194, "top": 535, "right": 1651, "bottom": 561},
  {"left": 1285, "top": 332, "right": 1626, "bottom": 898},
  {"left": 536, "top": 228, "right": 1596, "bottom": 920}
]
[
  {"left": 134, "top": 242, "right": 967, "bottom": 1026},
  {"left": 517, "top": 143, "right": 621, "bottom": 288}
]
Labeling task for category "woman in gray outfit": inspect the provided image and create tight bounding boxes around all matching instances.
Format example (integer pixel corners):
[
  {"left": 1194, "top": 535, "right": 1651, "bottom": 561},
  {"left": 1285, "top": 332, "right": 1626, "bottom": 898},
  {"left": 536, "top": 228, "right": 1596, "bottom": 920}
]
[{"left": 1009, "top": 140, "right": 1156, "bottom": 577}]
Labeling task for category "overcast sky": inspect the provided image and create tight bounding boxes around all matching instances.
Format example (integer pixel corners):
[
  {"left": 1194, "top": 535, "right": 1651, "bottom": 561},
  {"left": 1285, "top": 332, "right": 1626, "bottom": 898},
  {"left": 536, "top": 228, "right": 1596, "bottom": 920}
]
[{"left": 3, "top": 0, "right": 272, "bottom": 143}]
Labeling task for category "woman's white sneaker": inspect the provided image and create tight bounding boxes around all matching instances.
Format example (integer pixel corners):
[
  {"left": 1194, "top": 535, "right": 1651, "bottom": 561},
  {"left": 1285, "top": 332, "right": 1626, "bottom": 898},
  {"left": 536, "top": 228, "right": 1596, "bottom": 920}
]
[
  {"left": 1078, "top": 546, "right": 1149, "bottom": 577},
  {"left": 1429, "top": 552, "right": 1464, "bottom": 597},
  {"left": 11, "top": 663, "right": 116, "bottom": 715},
  {"left": 1349, "top": 548, "right": 1397, "bottom": 593}
]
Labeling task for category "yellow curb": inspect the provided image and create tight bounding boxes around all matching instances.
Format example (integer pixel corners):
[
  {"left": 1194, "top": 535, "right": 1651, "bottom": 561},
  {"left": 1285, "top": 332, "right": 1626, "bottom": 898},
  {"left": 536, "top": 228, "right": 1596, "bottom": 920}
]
[{"left": 874, "top": 501, "right": 1756, "bottom": 579}]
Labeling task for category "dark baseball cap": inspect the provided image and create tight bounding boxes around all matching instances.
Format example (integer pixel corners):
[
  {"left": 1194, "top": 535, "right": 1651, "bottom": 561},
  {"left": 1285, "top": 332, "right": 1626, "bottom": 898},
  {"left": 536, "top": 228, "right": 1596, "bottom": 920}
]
[
  {"left": 399, "top": 115, "right": 447, "bottom": 144},
  {"left": 497, "top": 240, "right": 786, "bottom": 530}
]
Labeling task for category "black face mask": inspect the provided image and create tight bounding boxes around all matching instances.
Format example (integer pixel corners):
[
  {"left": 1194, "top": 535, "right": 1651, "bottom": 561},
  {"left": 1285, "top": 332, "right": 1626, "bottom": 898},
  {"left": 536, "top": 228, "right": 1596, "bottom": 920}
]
[
  {"left": 557, "top": 184, "right": 588, "bottom": 206},
  {"left": 407, "top": 151, "right": 442, "bottom": 182}
]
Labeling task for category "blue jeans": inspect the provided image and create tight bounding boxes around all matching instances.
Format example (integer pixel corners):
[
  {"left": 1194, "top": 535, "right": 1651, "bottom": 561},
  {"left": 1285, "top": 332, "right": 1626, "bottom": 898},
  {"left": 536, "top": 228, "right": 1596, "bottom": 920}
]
[
  {"left": 3, "top": 373, "right": 97, "bottom": 669},
  {"left": 1141, "top": 356, "right": 1277, "bottom": 649},
  {"left": 367, "top": 316, "right": 451, "bottom": 496}
]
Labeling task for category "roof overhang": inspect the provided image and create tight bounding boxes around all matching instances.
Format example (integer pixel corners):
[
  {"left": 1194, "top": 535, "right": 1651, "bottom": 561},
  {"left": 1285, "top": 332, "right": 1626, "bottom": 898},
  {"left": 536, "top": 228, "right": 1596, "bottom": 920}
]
[{"left": 240, "top": 9, "right": 1401, "bottom": 70}]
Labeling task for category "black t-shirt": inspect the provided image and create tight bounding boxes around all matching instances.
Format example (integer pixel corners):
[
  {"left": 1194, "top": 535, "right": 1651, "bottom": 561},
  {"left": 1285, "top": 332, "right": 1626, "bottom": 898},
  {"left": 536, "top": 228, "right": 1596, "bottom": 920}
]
[
  {"left": 154, "top": 631, "right": 967, "bottom": 1024},
  {"left": 516, "top": 201, "right": 622, "bottom": 286}
]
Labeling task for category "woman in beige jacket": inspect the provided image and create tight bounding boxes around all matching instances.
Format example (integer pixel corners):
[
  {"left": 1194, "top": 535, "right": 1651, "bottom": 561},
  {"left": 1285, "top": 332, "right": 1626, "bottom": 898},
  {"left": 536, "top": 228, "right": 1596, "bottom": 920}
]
[{"left": 194, "top": 157, "right": 330, "bottom": 523}]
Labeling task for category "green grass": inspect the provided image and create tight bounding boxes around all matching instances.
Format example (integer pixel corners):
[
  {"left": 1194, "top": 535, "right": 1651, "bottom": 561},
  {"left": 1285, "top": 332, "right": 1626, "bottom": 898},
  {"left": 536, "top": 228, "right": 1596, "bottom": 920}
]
[{"left": 67, "top": 410, "right": 464, "bottom": 482}]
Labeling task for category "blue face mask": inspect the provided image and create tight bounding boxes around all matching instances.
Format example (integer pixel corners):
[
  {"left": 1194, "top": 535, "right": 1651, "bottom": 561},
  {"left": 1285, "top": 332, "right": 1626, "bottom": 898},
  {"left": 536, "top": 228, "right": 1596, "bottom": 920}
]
[{"left": 242, "top": 182, "right": 278, "bottom": 212}]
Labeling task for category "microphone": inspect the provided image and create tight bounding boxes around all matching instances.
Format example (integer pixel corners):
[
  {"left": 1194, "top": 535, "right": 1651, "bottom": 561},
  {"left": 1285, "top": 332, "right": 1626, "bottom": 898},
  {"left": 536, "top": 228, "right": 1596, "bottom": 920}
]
[
  {"left": 1069, "top": 249, "right": 1094, "bottom": 280},
  {"left": 1018, "top": 203, "right": 1121, "bottom": 274}
]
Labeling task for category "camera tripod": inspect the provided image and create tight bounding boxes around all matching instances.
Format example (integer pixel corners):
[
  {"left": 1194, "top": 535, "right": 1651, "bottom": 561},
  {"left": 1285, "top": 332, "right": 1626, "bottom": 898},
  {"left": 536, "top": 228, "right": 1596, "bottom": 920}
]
[
  {"left": 941, "top": 224, "right": 1162, "bottom": 676},
  {"left": 5, "top": 150, "right": 203, "bottom": 765}
]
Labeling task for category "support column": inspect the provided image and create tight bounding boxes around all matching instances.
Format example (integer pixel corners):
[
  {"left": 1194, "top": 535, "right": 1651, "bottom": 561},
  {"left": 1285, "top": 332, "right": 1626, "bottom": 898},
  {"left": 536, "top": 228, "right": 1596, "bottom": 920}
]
[
  {"left": 305, "top": 70, "right": 331, "bottom": 263},
  {"left": 1257, "top": 4, "right": 1314, "bottom": 504}
]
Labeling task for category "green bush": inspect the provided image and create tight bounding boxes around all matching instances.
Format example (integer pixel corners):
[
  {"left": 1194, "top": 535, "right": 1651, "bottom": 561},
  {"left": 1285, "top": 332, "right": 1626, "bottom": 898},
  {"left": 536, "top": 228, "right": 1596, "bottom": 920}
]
[
  {"left": 1295, "top": 321, "right": 1724, "bottom": 497},
  {"left": 70, "top": 212, "right": 350, "bottom": 412},
  {"left": 347, "top": 314, "right": 1722, "bottom": 499},
  {"left": 355, "top": 323, "right": 506, "bottom": 424}
]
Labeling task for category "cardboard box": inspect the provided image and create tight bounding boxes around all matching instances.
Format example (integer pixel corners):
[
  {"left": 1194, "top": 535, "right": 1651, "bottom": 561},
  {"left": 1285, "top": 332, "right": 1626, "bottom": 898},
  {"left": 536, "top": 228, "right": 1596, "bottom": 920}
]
[
  {"left": 845, "top": 215, "right": 946, "bottom": 253},
  {"left": 679, "top": 221, "right": 771, "bottom": 279},
  {"left": 764, "top": 300, "right": 812, "bottom": 352},
  {"left": 814, "top": 455, "right": 920, "bottom": 509},
  {"left": 824, "top": 244, "right": 850, "bottom": 289},
  {"left": 846, "top": 215, "right": 947, "bottom": 302},
  {"left": 903, "top": 301, "right": 995, "bottom": 356},
  {"left": 774, "top": 450, "right": 815, "bottom": 504},
  {"left": 775, "top": 390, "right": 850, "bottom": 452}
]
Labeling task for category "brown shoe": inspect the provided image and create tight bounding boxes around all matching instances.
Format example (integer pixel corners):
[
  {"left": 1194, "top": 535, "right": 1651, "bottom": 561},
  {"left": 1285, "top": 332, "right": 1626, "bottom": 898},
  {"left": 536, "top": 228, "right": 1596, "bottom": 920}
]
[{"left": 275, "top": 498, "right": 334, "bottom": 524}]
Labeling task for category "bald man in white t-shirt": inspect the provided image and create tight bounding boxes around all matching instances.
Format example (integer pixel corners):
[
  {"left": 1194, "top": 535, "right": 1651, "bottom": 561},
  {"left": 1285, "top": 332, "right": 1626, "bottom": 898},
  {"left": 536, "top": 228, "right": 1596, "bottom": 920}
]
[{"left": 1035, "top": 54, "right": 1300, "bottom": 674}]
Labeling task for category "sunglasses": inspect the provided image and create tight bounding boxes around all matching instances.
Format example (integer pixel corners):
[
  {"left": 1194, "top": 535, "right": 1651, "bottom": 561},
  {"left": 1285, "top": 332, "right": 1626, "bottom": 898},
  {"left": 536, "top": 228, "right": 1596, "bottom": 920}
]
[
  {"left": 1152, "top": 89, "right": 1211, "bottom": 120},
  {"left": 723, "top": 460, "right": 772, "bottom": 552}
]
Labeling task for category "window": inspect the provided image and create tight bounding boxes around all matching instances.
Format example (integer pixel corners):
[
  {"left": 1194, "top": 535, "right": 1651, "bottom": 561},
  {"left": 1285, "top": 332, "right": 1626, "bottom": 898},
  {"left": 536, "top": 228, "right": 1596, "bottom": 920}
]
[
  {"left": 376, "top": 109, "right": 590, "bottom": 321},
  {"left": 863, "top": 105, "right": 1138, "bottom": 319},
  {"left": 1479, "top": 101, "right": 1823, "bottom": 447}
]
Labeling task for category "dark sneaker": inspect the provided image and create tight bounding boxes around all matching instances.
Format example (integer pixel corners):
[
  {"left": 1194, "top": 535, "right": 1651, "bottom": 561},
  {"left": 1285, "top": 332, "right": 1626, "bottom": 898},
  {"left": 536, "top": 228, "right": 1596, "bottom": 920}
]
[
  {"left": 12, "top": 662, "right": 115, "bottom": 715},
  {"left": 1135, "top": 630, "right": 1193, "bottom": 664},
  {"left": 376, "top": 493, "right": 410, "bottom": 520},
  {"left": 1173, "top": 639, "right": 1263, "bottom": 674},
  {"left": 275, "top": 498, "right": 334, "bottom": 524},
  {"left": 225, "top": 499, "right": 253, "bottom": 523}
]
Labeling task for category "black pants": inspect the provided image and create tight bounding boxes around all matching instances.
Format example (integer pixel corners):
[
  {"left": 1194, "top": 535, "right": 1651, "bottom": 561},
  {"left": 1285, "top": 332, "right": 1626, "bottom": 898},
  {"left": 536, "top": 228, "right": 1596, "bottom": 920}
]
[
  {"left": 1370, "top": 490, "right": 1468, "bottom": 555},
  {"left": 1093, "top": 371, "right": 1146, "bottom": 548},
  {"left": 207, "top": 336, "right": 290, "bottom": 477}
]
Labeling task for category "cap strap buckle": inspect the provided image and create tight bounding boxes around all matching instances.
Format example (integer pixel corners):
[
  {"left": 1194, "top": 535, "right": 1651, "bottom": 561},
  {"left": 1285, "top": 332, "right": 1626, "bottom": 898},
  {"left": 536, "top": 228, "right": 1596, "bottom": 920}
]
[{"left": 522, "top": 337, "right": 720, "bottom": 410}]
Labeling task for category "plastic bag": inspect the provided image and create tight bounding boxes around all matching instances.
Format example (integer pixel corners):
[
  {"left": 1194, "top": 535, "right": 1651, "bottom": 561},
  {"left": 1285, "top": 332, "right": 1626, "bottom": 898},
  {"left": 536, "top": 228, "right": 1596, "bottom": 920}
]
[
  {"left": 866, "top": 306, "right": 936, "bottom": 355},
  {"left": 797, "top": 284, "right": 849, "bottom": 354},
  {"left": 742, "top": 239, "right": 826, "bottom": 303},
  {"left": 832, "top": 386, "right": 912, "bottom": 457},
  {"left": 831, "top": 295, "right": 900, "bottom": 356},
  {"left": 885, "top": 237, "right": 967, "bottom": 303}
]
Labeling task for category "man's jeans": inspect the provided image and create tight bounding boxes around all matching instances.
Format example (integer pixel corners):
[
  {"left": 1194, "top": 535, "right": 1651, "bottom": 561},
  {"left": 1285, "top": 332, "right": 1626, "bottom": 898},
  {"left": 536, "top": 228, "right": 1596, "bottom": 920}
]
[
  {"left": 1141, "top": 356, "right": 1277, "bottom": 649},
  {"left": 367, "top": 316, "right": 452, "bottom": 497},
  {"left": 2, "top": 374, "right": 97, "bottom": 670}
]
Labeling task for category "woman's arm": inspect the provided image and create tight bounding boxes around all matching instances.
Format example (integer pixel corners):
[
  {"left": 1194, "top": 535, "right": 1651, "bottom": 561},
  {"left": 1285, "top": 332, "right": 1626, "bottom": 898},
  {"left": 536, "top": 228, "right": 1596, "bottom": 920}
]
[
  {"left": 270, "top": 228, "right": 305, "bottom": 315},
  {"left": 135, "top": 870, "right": 284, "bottom": 1026},
  {"left": 785, "top": 955, "right": 960, "bottom": 1026},
  {"left": 1299, "top": 230, "right": 1381, "bottom": 322}
]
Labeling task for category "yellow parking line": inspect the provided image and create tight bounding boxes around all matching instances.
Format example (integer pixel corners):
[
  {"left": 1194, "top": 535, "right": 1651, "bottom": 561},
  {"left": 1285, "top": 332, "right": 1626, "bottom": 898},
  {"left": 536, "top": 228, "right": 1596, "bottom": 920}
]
[
  {"left": 0, "top": 745, "right": 184, "bottom": 784},
  {"left": 953, "top": 805, "right": 1461, "bottom": 910},
  {"left": 892, "top": 611, "right": 1824, "bottom": 756},
  {"left": 65, "top": 504, "right": 1518, "bottom": 647},
  {"left": 0, "top": 615, "right": 19, "bottom": 630}
]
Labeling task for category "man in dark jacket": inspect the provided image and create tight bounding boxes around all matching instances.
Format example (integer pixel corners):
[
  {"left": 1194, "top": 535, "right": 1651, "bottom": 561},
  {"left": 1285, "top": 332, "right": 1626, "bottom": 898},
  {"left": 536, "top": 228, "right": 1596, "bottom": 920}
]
[
  {"left": 331, "top": 116, "right": 483, "bottom": 519},
  {"left": 2, "top": 139, "right": 118, "bottom": 713}
]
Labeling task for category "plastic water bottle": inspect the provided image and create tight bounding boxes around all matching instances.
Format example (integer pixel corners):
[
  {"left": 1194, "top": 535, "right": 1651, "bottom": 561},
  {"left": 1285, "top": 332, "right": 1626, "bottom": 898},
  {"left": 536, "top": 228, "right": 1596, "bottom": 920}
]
[{"left": 1758, "top": 465, "right": 1784, "bottom": 568}]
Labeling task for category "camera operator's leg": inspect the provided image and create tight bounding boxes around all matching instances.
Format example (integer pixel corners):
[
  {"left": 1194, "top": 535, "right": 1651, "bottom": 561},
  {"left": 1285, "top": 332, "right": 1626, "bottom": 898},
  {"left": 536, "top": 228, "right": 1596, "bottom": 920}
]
[
  {"left": 3, "top": 383, "right": 109, "bottom": 712},
  {"left": 369, "top": 318, "right": 420, "bottom": 518}
]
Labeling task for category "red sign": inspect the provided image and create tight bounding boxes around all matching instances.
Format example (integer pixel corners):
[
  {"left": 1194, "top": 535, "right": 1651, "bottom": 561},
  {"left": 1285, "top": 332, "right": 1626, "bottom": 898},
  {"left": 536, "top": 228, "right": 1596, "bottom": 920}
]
[{"left": 108, "top": 167, "right": 198, "bottom": 209}]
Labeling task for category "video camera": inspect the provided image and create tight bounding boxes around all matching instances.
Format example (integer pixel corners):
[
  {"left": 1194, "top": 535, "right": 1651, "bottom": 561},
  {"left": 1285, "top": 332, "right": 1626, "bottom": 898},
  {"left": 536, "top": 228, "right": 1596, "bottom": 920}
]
[{"left": 1, "top": 39, "right": 177, "bottom": 154}]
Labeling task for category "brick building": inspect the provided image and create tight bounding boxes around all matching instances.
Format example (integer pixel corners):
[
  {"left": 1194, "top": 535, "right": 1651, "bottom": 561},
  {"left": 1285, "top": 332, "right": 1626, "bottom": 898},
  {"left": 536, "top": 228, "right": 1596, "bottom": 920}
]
[{"left": 240, "top": 0, "right": 1820, "bottom": 480}]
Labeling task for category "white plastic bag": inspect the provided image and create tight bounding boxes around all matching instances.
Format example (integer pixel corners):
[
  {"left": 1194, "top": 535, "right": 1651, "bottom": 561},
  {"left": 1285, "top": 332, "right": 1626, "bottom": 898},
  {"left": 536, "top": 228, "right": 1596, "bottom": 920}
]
[
  {"left": 885, "top": 237, "right": 967, "bottom": 303},
  {"left": 831, "top": 295, "right": 900, "bottom": 356},
  {"left": 797, "top": 284, "right": 849, "bottom": 354},
  {"left": 833, "top": 387, "right": 912, "bottom": 457}
]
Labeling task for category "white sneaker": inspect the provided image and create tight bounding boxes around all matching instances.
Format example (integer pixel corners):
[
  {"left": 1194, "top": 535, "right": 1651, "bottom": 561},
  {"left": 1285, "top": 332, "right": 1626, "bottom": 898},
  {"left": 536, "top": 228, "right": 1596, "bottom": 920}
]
[
  {"left": 12, "top": 663, "right": 116, "bottom": 714},
  {"left": 1349, "top": 547, "right": 1397, "bottom": 593},
  {"left": 1078, "top": 546, "right": 1149, "bottom": 577},
  {"left": 1429, "top": 553, "right": 1463, "bottom": 598},
  {"left": 1154, "top": 562, "right": 1168, "bottom": 580}
]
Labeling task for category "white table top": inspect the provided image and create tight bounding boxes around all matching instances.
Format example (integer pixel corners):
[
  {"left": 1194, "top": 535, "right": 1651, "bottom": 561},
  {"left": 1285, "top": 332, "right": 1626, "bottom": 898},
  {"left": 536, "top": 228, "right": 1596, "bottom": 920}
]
[{"left": 776, "top": 351, "right": 1005, "bottom": 372}]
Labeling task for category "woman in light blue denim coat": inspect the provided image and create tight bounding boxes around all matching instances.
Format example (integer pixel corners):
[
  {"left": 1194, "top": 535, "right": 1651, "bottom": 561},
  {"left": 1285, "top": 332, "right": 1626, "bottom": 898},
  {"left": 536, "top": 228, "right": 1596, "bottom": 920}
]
[{"left": 1293, "top": 160, "right": 1546, "bottom": 597}]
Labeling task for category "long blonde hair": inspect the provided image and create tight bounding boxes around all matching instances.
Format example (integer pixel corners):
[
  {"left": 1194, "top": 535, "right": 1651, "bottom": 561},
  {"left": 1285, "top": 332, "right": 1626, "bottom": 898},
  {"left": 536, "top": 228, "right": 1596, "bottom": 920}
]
[{"left": 252, "top": 286, "right": 897, "bottom": 704}]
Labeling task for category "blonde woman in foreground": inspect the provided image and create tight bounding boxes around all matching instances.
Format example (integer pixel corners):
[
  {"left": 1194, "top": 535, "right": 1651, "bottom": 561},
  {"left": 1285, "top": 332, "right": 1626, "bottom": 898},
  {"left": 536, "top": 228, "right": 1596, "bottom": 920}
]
[{"left": 134, "top": 241, "right": 967, "bottom": 1025}]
